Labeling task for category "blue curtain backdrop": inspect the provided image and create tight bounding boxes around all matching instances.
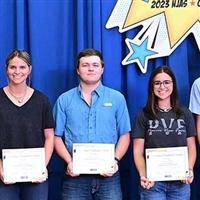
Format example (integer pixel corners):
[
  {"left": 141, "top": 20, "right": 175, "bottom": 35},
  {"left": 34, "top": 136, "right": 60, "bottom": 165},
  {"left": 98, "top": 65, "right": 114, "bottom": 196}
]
[{"left": 0, "top": 0, "right": 200, "bottom": 199}]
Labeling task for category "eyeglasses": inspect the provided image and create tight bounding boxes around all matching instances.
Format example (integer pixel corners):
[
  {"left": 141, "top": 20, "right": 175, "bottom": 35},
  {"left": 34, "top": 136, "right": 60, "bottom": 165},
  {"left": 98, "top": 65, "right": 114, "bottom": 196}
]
[{"left": 153, "top": 80, "right": 173, "bottom": 88}]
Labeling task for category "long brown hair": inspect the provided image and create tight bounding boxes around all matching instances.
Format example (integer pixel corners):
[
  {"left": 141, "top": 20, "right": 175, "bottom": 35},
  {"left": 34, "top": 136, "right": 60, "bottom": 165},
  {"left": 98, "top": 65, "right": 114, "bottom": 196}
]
[{"left": 144, "top": 66, "right": 183, "bottom": 119}]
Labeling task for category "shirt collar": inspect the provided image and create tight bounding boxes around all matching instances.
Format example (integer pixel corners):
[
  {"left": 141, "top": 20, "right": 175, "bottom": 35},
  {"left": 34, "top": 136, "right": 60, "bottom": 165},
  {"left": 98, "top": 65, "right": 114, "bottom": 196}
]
[
  {"left": 77, "top": 82, "right": 104, "bottom": 97},
  {"left": 95, "top": 83, "right": 104, "bottom": 97}
]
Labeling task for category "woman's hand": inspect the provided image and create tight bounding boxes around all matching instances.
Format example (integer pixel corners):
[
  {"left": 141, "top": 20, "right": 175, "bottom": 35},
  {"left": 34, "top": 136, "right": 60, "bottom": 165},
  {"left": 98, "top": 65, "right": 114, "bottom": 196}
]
[
  {"left": 0, "top": 160, "right": 4, "bottom": 182},
  {"left": 140, "top": 176, "right": 155, "bottom": 189},
  {"left": 66, "top": 161, "right": 80, "bottom": 177},
  {"left": 31, "top": 168, "right": 48, "bottom": 183},
  {"left": 182, "top": 168, "right": 194, "bottom": 184},
  {"left": 0, "top": 160, "right": 16, "bottom": 184}
]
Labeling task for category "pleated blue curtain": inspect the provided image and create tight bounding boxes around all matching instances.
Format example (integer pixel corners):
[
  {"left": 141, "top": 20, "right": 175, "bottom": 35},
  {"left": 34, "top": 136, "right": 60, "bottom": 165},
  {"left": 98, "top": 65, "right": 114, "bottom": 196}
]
[{"left": 0, "top": 1, "right": 200, "bottom": 200}]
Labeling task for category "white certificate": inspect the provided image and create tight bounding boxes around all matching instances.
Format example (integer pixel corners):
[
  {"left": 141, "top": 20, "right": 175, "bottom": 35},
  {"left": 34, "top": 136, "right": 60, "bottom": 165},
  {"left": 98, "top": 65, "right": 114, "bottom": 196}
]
[
  {"left": 73, "top": 143, "right": 115, "bottom": 174},
  {"left": 2, "top": 148, "right": 46, "bottom": 183},
  {"left": 146, "top": 147, "right": 189, "bottom": 181}
]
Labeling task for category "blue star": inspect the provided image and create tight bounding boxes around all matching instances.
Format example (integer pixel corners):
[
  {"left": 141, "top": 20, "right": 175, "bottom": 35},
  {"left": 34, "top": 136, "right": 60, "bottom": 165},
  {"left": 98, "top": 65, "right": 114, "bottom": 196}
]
[{"left": 123, "top": 38, "right": 157, "bottom": 73}]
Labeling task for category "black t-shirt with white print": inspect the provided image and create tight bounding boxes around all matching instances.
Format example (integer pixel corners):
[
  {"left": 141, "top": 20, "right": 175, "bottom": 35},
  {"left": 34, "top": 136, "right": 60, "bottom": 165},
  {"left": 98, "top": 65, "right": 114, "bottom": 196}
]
[{"left": 133, "top": 107, "right": 196, "bottom": 149}]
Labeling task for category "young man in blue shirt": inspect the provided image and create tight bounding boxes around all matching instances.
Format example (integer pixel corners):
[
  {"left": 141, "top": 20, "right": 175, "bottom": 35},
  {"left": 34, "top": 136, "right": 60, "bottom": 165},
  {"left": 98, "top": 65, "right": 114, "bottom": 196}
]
[
  {"left": 53, "top": 48, "right": 131, "bottom": 200},
  {"left": 189, "top": 77, "right": 200, "bottom": 143}
]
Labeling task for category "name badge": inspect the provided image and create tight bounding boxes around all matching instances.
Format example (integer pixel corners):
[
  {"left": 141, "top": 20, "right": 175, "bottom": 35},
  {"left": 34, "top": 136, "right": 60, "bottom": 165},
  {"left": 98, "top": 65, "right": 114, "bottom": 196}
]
[{"left": 103, "top": 102, "right": 112, "bottom": 107}]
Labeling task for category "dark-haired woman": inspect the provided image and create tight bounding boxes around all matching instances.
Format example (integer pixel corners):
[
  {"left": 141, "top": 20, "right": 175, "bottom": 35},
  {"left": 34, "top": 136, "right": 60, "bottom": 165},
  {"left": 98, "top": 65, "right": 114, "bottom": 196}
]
[
  {"left": 133, "top": 66, "right": 196, "bottom": 200},
  {"left": 0, "top": 49, "right": 54, "bottom": 200}
]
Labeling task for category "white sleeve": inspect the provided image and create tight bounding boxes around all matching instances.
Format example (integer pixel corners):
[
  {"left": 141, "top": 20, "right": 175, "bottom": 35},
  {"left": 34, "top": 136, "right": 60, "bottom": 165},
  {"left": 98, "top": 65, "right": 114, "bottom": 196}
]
[{"left": 189, "top": 78, "right": 200, "bottom": 115}]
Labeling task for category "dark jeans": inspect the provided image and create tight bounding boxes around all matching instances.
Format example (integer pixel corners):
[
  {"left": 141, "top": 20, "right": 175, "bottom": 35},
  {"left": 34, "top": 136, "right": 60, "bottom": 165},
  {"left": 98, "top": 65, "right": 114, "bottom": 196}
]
[
  {"left": 62, "top": 172, "right": 122, "bottom": 200},
  {"left": 0, "top": 181, "right": 48, "bottom": 200}
]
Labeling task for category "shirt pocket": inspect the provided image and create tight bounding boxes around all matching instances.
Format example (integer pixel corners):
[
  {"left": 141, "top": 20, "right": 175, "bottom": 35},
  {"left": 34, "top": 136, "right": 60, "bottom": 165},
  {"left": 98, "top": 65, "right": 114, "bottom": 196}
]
[
  {"left": 66, "top": 107, "right": 85, "bottom": 138},
  {"left": 99, "top": 106, "right": 116, "bottom": 129},
  {"left": 97, "top": 106, "right": 118, "bottom": 143}
]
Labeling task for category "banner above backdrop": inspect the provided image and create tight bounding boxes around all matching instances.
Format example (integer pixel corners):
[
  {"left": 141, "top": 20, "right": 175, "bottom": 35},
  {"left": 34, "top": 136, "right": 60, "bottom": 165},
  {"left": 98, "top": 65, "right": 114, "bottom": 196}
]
[{"left": 106, "top": 0, "right": 200, "bottom": 73}]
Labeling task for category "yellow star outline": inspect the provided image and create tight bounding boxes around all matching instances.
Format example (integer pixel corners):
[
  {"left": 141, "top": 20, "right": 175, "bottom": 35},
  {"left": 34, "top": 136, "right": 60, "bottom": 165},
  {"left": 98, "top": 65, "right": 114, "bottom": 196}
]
[{"left": 123, "top": 0, "right": 200, "bottom": 48}]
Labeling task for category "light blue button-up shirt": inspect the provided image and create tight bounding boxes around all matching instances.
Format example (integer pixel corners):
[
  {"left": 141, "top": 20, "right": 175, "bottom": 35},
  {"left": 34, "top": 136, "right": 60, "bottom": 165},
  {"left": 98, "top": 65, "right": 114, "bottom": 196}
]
[
  {"left": 53, "top": 83, "right": 131, "bottom": 153},
  {"left": 189, "top": 77, "right": 200, "bottom": 115}
]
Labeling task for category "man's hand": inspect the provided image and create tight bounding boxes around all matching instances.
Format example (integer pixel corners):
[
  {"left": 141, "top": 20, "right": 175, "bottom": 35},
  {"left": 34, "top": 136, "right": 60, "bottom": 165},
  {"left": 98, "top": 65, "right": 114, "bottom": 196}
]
[{"left": 100, "top": 160, "right": 119, "bottom": 177}]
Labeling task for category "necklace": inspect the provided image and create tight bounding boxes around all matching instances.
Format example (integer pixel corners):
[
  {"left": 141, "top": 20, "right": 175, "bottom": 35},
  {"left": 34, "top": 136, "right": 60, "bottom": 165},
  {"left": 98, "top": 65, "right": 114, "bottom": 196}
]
[
  {"left": 156, "top": 106, "right": 172, "bottom": 112},
  {"left": 7, "top": 86, "right": 28, "bottom": 104}
]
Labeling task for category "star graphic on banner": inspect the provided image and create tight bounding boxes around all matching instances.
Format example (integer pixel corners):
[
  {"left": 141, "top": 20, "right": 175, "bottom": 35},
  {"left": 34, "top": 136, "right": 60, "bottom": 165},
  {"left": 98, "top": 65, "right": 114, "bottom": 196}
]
[
  {"left": 123, "top": 38, "right": 157, "bottom": 73},
  {"left": 123, "top": 1, "right": 200, "bottom": 47}
]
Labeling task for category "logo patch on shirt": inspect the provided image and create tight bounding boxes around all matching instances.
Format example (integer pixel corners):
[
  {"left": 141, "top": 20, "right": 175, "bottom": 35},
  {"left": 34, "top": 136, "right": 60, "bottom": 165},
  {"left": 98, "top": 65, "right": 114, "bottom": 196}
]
[{"left": 103, "top": 102, "right": 112, "bottom": 107}]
